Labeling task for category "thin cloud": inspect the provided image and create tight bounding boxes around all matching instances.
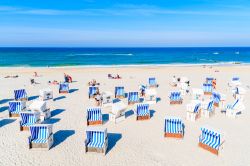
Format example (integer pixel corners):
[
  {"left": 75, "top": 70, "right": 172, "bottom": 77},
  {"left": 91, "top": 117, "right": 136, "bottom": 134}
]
[{"left": 0, "top": 5, "right": 250, "bottom": 17}]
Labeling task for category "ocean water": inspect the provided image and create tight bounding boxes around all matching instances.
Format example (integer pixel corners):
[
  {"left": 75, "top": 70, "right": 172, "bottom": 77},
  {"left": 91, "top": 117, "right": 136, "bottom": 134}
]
[{"left": 0, "top": 47, "right": 250, "bottom": 67}]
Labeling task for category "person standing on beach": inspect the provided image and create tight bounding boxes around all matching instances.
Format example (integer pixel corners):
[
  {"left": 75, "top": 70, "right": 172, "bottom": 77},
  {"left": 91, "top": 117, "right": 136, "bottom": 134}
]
[{"left": 212, "top": 79, "right": 216, "bottom": 89}]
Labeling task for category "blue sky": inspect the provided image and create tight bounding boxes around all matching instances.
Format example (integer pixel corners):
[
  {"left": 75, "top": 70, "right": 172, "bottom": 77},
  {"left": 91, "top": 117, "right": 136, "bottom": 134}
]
[{"left": 0, "top": 0, "right": 250, "bottom": 47}]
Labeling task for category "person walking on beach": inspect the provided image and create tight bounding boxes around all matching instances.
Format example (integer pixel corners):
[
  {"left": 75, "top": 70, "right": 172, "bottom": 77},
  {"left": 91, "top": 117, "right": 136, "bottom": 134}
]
[{"left": 212, "top": 79, "right": 216, "bottom": 89}]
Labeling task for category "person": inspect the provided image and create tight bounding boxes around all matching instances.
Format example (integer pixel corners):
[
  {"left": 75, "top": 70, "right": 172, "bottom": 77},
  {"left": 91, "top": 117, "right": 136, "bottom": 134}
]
[
  {"left": 34, "top": 72, "right": 38, "bottom": 77},
  {"left": 95, "top": 92, "right": 102, "bottom": 106},
  {"left": 172, "top": 76, "right": 177, "bottom": 86},
  {"left": 212, "top": 79, "right": 217, "bottom": 89}
]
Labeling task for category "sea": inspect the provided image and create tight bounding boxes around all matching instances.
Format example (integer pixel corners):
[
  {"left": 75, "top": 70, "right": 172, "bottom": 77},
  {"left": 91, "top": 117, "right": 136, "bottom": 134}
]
[{"left": 0, "top": 47, "right": 250, "bottom": 67}]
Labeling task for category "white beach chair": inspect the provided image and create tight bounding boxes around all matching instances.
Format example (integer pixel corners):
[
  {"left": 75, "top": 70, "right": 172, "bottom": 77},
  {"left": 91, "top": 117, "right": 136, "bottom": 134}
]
[
  {"left": 201, "top": 100, "right": 215, "bottom": 118},
  {"left": 225, "top": 99, "right": 245, "bottom": 118},
  {"left": 109, "top": 99, "right": 127, "bottom": 123},
  {"left": 29, "top": 100, "right": 51, "bottom": 121},
  {"left": 144, "top": 88, "right": 157, "bottom": 104},
  {"left": 186, "top": 100, "right": 201, "bottom": 121},
  {"left": 39, "top": 88, "right": 53, "bottom": 101}
]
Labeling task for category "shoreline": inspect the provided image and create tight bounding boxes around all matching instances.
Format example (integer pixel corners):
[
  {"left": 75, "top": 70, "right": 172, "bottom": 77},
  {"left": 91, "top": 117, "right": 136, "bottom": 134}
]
[{"left": 0, "top": 62, "right": 249, "bottom": 69}]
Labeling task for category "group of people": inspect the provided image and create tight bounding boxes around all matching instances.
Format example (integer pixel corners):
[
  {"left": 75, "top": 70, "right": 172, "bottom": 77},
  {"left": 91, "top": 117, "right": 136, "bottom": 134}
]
[
  {"left": 88, "top": 79, "right": 100, "bottom": 86},
  {"left": 108, "top": 74, "right": 121, "bottom": 79}
]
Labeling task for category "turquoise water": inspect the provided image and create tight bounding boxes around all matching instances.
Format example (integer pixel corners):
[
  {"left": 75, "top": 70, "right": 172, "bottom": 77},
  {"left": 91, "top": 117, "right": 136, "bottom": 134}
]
[{"left": 0, "top": 47, "right": 249, "bottom": 67}]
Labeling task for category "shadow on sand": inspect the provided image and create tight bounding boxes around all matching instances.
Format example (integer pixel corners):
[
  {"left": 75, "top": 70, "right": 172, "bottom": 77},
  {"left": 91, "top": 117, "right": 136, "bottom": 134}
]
[{"left": 52, "top": 130, "right": 75, "bottom": 148}]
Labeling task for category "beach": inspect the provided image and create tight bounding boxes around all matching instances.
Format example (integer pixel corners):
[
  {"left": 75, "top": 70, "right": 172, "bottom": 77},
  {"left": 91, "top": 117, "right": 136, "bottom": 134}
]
[{"left": 0, "top": 65, "right": 250, "bottom": 166}]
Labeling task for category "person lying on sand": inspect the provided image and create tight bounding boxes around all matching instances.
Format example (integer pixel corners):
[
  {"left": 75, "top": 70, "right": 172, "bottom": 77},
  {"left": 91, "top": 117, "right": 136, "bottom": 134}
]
[
  {"left": 48, "top": 80, "right": 59, "bottom": 85},
  {"left": 30, "top": 79, "right": 40, "bottom": 85},
  {"left": 108, "top": 74, "right": 122, "bottom": 79},
  {"left": 4, "top": 75, "right": 18, "bottom": 78}
]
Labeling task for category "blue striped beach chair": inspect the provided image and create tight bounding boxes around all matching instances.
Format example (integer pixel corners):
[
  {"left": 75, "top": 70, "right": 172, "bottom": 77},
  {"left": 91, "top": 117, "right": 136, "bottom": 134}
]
[
  {"left": 164, "top": 117, "right": 184, "bottom": 138},
  {"left": 8, "top": 101, "right": 26, "bottom": 117},
  {"left": 169, "top": 91, "right": 182, "bottom": 104},
  {"left": 14, "top": 89, "right": 28, "bottom": 101},
  {"left": 148, "top": 77, "right": 158, "bottom": 87},
  {"left": 206, "top": 77, "right": 214, "bottom": 84},
  {"left": 59, "top": 83, "right": 69, "bottom": 93},
  {"left": 89, "top": 86, "right": 98, "bottom": 99},
  {"left": 85, "top": 127, "right": 108, "bottom": 155},
  {"left": 202, "top": 100, "right": 215, "bottom": 118},
  {"left": 203, "top": 83, "right": 213, "bottom": 95},
  {"left": 136, "top": 103, "right": 150, "bottom": 120},
  {"left": 225, "top": 99, "right": 245, "bottom": 118},
  {"left": 198, "top": 127, "right": 224, "bottom": 155},
  {"left": 87, "top": 107, "right": 102, "bottom": 125},
  {"left": 128, "top": 92, "right": 139, "bottom": 105},
  {"left": 20, "top": 111, "right": 40, "bottom": 131},
  {"left": 115, "top": 86, "right": 125, "bottom": 98},
  {"left": 186, "top": 102, "right": 201, "bottom": 121},
  {"left": 28, "top": 124, "right": 54, "bottom": 150},
  {"left": 212, "top": 92, "right": 221, "bottom": 107}
]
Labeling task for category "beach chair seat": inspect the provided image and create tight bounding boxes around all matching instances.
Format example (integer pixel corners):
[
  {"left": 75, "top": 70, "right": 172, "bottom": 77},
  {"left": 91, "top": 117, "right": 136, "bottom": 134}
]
[
  {"left": 8, "top": 101, "right": 26, "bottom": 117},
  {"left": 29, "top": 100, "right": 51, "bottom": 121},
  {"left": 128, "top": 92, "right": 139, "bottom": 105},
  {"left": 89, "top": 86, "right": 98, "bottom": 99},
  {"left": 59, "top": 83, "right": 69, "bottom": 93},
  {"left": 202, "top": 100, "right": 215, "bottom": 118},
  {"left": 212, "top": 92, "right": 221, "bottom": 107},
  {"left": 115, "top": 86, "right": 125, "bottom": 98},
  {"left": 206, "top": 77, "right": 214, "bottom": 84},
  {"left": 186, "top": 101, "right": 201, "bottom": 121},
  {"left": 85, "top": 127, "right": 108, "bottom": 155},
  {"left": 28, "top": 124, "right": 53, "bottom": 150},
  {"left": 198, "top": 127, "right": 224, "bottom": 155},
  {"left": 164, "top": 117, "right": 184, "bottom": 139},
  {"left": 169, "top": 91, "right": 182, "bottom": 104},
  {"left": 14, "top": 89, "right": 28, "bottom": 101},
  {"left": 20, "top": 111, "right": 40, "bottom": 131},
  {"left": 225, "top": 99, "right": 245, "bottom": 118},
  {"left": 148, "top": 77, "right": 158, "bottom": 87},
  {"left": 110, "top": 99, "right": 127, "bottom": 123},
  {"left": 87, "top": 107, "right": 102, "bottom": 125},
  {"left": 203, "top": 83, "right": 213, "bottom": 95},
  {"left": 39, "top": 88, "right": 53, "bottom": 100},
  {"left": 135, "top": 103, "right": 150, "bottom": 120}
]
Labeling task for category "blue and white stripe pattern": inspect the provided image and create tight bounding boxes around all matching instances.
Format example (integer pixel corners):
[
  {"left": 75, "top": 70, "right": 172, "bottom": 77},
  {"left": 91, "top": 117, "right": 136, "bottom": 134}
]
[
  {"left": 206, "top": 77, "right": 214, "bottom": 84},
  {"left": 199, "top": 127, "right": 221, "bottom": 150},
  {"left": 149, "top": 77, "right": 156, "bottom": 86},
  {"left": 9, "top": 101, "right": 23, "bottom": 114},
  {"left": 14, "top": 89, "right": 27, "bottom": 100},
  {"left": 232, "top": 77, "right": 240, "bottom": 81},
  {"left": 136, "top": 104, "right": 150, "bottom": 116},
  {"left": 170, "top": 91, "right": 181, "bottom": 101},
  {"left": 164, "top": 117, "right": 183, "bottom": 134},
  {"left": 59, "top": 83, "right": 69, "bottom": 92},
  {"left": 20, "top": 112, "right": 38, "bottom": 127},
  {"left": 227, "top": 99, "right": 239, "bottom": 109},
  {"left": 207, "top": 101, "right": 214, "bottom": 112},
  {"left": 212, "top": 92, "right": 221, "bottom": 104},
  {"left": 87, "top": 107, "right": 102, "bottom": 122},
  {"left": 203, "top": 83, "right": 213, "bottom": 93},
  {"left": 128, "top": 92, "right": 139, "bottom": 103},
  {"left": 89, "top": 86, "right": 97, "bottom": 97},
  {"left": 194, "top": 103, "right": 201, "bottom": 113},
  {"left": 115, "top": 86, "right": 124, "bottom": 97},
  {"left": 30, "top": 125, "right": 49, "bottom": 143},
  {"left": 86, "top": 130, "right": 105, "bottom": 148}
]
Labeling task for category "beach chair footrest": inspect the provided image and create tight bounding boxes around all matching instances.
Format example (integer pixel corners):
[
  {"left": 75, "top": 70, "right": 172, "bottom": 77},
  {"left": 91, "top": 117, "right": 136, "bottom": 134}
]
[
  {"left": 20, "top": 126, "right": 29, "bottom": 131},
  {"left": 87, "top": 120, "right": 102, "bottom": 126},
  {"left": 198, "top": 142, "right": 219, "bottom": 155},
  {"left": 137, "top": 115, "right": 150, "bottom": 121},
  {"left": 204, "top": 92, "right": 212, "bottom": 95},
  {"left": 164, "top": 133, "right": 183, "bottom": 139},
  {"left": 170, "top": 101, "right": 182, "bottom": 104}
]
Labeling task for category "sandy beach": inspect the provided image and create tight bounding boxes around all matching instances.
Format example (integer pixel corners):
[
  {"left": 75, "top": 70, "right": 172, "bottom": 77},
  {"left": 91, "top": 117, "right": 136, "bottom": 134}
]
[{"left": 0, "top": 65, "right": 250, "bottom": 166}]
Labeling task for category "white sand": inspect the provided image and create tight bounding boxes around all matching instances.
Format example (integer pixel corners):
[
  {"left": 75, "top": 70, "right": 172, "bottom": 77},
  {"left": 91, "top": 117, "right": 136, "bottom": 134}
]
[{"left": 0, "top": 66, "right": 250, "bottom": 166}]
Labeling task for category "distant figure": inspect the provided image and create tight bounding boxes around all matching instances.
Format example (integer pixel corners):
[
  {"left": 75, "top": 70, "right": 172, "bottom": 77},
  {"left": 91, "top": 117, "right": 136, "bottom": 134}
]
[
  {"left": 95, "top": 91, "right": 102, "bottom": 106},
  {"left": 212, "top": 79, "right": 216, "bottom": 89},
  {"left": 34, "top": 72, "right": 38, "bottom": 77}
]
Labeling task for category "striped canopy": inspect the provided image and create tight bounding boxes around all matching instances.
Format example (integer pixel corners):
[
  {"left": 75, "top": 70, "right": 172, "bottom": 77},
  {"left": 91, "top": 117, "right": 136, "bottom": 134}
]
[
  {"left": 30, "top": 125, "right": 52, "bottom": 143},
  {"left": 115, "top": 86, "right": 124, "bottom": 96},
  {"left": 199, "top": 127, "right": 221, "bottom": 150},
  {"left": 164, "top": 117, "right": 183, "bottom": 134},
  {"left": 14, "top": 89, "right": 27, "bottom": 100},
  {"left": 59, "top": 83, "right": 69, "bottom": 92},
  {"left": 128, "top": 92, "right": 139, "bottom": 102},
  {"left": 212, "top": 92, "right": 221, "bottom": 104},
  {"left": 9, "top": 101, "right": 23, "bottom": 114},
  {"left": 136, "top": 104, "right": 149, "bottom": 116},
  {"left": 149, "top": 77, "right": 156, "bottom": 86},
  {"left": 232, "top": 77, "right": 240, "bottom": 81},
  {"left": 203, "top": 83, "right": 213, "bottom": 93},
  {"left": 170, "top": 91, "right": 181, "bottom": 101},
  {"left": 20, "top": 112, "right": 39, "bottom": 126},
  {"left": 89, "top": 86, "right": 97, "bottom": 97},
  {"left": 87, "top": 107, "right": 102, "bottom": 122},
  {"left": 86, "top": 128, "right": 107, "bottom": 148}
]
